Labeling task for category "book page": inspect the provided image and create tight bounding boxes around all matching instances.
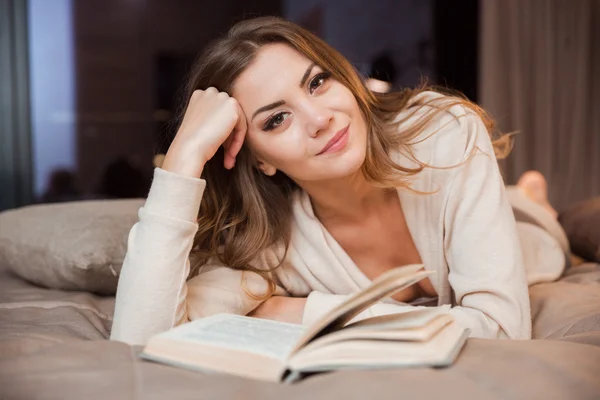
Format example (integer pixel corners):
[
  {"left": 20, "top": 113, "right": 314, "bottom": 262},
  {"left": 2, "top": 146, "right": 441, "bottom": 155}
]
[
  {"left": 288, "top": 264, "right": 432, "bottom": 356},
  {"left": 343, "top": 305, "right": 451, "bottom": 330},
  {"left": 288, "top": 321, "right": 469, "bottom": 372},
  {"left": 300, "top": 313, "right": 454, "bottom": 353},
  {"left": 160, "top": 314, "right": 307, "bottom": 361}
]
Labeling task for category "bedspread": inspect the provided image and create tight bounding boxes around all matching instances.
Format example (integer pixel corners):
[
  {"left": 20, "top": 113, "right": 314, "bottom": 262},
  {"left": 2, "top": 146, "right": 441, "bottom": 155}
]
[{"left": 1, "top": 263, "right": 600, "bottom": 399}]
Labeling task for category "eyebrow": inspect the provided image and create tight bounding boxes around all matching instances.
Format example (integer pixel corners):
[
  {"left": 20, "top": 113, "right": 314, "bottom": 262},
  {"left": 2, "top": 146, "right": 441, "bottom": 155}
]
[
  {"left": 299, "top": 63, "right": 316, "bottom": 88},
  {"left": 251, "top": 63, "right": 317, "bottom": 122},
  {"left": 251, "top": 100, "right": 286, "bottom": 122}
]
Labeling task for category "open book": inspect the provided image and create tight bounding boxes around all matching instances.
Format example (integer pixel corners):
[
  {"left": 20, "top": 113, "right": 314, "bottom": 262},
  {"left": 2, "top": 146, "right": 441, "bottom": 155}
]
[{"left": 140, "top": 264, "right": 469, "bottom": 383}]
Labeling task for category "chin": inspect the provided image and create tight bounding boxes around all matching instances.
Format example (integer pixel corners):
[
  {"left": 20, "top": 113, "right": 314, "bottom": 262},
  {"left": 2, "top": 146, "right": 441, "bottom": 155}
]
[
  {"left": 289, "top": 133, "right": 367, "bottom": 182},
  {"left": 320, "top": 143, "right": 366, "bottom": 180}
]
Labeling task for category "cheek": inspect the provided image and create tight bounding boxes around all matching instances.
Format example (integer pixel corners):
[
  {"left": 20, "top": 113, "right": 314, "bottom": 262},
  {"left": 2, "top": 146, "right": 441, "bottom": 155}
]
[
  {"left": 331, "top": 84, "right": 360, "bottom": 112},
  {"left": 247, "top": 129, "right": 307, "bottom": 167}
]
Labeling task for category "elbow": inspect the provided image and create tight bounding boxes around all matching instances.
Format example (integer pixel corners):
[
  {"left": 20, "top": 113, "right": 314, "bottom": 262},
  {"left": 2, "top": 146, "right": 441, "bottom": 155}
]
[
  {"left": 492, "top": 305, "right": 532, "bottom": 340},
  {"left": 451, "top": 301, "right": 532, "bottom": 340},
  {"left": 501, "top": 316, "right": 532, "bottom": 340},
  {"left": 109, "top": 306, "right": 188, "bottom": 346},
  {"left": 109, "top": 326, "right": 148, "bottom": 347},
  {"left": 497, "top": 324, "right": 531, "bottom": 340}
]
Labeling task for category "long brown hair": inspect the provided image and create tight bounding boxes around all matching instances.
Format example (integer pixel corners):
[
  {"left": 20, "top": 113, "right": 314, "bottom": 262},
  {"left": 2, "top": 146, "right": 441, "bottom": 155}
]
[{"left": 182, "top": 16, "right": 510, "bottom": 295}]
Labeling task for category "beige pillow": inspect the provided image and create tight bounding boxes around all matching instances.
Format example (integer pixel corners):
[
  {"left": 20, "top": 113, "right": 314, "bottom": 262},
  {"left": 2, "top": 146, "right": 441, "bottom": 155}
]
[{"left": 0, "top": 199, "right": 144, "bottom": 295}]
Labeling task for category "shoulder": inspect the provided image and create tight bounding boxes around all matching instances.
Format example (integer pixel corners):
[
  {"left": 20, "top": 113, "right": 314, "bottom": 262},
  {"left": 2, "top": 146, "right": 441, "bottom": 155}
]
[{"left": 393, "top": 91, "right": 492, "bottom": 169}]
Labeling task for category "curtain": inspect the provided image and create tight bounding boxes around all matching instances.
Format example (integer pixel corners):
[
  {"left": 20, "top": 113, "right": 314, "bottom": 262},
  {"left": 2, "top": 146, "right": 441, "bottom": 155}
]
[
  {"left": 479, "top": 0, "right": 600, "bottom": 210},
  {"left": 0, "top": 0, "right": 33, "bottom": 211}
]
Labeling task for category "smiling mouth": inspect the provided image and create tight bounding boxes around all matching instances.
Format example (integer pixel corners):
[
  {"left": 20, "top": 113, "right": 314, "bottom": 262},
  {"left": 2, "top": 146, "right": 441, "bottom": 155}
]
[{"left": 317, "top": 125, "right": 350, "bottom": 155}]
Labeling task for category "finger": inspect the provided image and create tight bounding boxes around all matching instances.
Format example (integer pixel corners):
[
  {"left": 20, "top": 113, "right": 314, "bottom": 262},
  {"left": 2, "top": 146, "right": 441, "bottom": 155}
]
[
  {"left": 223, "top": 135, "right": 235, "bottom": 169},
  {"left": 222, "top": 127, "right": 236, "bottom": 169},
  {"left": 224, "top": 102, "right": 248, "bottom": 169},
  {"left": 224, "top": 134, "right": 241, "bottom": 169},
  {"left": 229, "top": 105, "right": 247, "bottom": 158},
  {"left": 223, "top": 134, "right": 237, "bottom": 169},
  {"left": 223, "top": 153, "right": 236, "bottom": 170}
]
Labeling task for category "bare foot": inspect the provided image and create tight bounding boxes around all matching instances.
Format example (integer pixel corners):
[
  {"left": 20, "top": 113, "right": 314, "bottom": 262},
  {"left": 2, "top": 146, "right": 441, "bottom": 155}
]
[{"left": 517, "top": 171, "right": 558, "bottom": 219}]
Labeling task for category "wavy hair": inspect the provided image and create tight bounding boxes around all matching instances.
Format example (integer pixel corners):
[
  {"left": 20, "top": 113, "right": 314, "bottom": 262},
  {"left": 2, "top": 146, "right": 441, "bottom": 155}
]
[{"left": 180, "top": 16, "right": 511, "bottom": 296}]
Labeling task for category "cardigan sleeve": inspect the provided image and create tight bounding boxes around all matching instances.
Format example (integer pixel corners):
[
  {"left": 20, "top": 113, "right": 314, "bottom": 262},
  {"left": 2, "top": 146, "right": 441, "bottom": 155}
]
[
  {"left": 110, "top": 168, "right": 204, "bottom": 345},
  {"left": 110, "top": 168, "right": 284, "bottom": 345},
  {"left": 440, "top": 108, "right": 531, "bottom": 339}
]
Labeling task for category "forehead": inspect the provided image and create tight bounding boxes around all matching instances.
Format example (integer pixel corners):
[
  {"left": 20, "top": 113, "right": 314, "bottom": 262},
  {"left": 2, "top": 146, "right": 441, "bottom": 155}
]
[{"left": 233, "top": 43, "right": 312, "bottom": 106}]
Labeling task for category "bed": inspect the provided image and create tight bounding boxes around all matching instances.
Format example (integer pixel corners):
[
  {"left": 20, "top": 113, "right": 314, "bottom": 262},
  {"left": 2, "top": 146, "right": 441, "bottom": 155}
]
[{"left": 1, "top": 199, "right": 600, "bottom": 399}]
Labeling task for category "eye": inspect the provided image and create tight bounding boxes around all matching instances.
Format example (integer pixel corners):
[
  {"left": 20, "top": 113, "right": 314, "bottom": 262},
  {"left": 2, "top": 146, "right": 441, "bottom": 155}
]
[
  {"left": 263, "top": 112, "right": 290, "bottom": 131},
  {"left": 309, "top": 72, "right": 331, "bottom": 94}
]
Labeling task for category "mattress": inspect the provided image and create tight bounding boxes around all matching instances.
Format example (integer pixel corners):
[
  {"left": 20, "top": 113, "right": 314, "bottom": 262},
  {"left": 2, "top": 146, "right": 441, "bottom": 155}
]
[{"left": 1, "top": 263, "right": 600, "bottom": 399}]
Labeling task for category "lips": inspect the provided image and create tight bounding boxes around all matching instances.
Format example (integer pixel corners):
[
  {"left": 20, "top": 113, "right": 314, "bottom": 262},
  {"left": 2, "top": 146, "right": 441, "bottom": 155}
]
[{"left": 317, "top": 125, "right": 350, "bottom": 155}]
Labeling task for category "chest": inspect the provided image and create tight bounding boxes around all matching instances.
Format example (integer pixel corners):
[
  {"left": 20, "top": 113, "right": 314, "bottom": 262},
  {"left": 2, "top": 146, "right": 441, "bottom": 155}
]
[
  {"left": 324, "top": 201, "right": 437, "bottom": 300},
  {"left": 328, "top": 213, "right": 420, "bottom": 277}
]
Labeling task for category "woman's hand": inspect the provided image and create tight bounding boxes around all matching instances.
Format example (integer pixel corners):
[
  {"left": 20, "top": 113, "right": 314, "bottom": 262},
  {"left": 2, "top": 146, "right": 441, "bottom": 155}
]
[
  {"left": 162, "top": 87, "right": 247, "bottom": 178},
  {"left": 248, "top": 296, "right": 308, "bottom": 325}
]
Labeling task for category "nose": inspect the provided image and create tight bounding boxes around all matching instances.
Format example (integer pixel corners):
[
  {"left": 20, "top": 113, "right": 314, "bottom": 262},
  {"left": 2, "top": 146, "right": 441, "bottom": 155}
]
[{"left": 306, "top": 106, "right": 333, "bottom": 138}]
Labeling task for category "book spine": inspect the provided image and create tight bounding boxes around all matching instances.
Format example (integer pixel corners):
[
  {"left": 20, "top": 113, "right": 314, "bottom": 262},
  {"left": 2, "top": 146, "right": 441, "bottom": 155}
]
[{"left": 281, "top": 368, "right": 299, "bottom": 384}]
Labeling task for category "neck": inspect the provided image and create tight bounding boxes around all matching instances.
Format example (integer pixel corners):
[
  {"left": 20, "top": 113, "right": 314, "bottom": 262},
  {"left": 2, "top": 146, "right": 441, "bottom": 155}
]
[{"left": 299, "top": 171, "right": 392, "bottom": 224}]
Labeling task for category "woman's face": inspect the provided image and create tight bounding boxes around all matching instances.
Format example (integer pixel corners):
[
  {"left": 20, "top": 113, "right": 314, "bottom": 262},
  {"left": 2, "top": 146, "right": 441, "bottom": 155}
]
[{"left": 232, "top": 43, "right": 368, "bottom": 184}]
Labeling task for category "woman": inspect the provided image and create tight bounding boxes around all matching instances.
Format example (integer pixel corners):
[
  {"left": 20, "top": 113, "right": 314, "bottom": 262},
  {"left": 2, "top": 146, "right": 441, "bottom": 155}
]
[{"left": 110, "top": 17, "right": 567, "bottom": 345}]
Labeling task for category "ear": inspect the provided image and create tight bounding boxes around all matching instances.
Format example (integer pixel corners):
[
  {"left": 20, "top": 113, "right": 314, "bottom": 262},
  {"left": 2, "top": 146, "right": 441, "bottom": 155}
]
[{"left": 257, "top": 160, "right": 277, "bottom": 176}]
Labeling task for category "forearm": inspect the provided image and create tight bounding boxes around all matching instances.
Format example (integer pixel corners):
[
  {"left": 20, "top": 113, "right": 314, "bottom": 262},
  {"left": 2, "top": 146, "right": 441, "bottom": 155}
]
[
  {"left": 110, "top": 168, "right": 206, "bottom": 345},
  {"left": 442, "top": 110, "right": 532, "bottom": 340},
  {"left": 249, "top": 296, "right": 308, "bottom": 324}
]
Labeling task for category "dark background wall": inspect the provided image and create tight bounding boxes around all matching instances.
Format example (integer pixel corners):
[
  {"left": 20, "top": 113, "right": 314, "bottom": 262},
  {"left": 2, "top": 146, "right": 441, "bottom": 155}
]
[
  {"left": 433, "top": 0, "right": 479, "bottom": 102},
  {"left": 73, "top": 0, "right": 281, "bottom": 194},
  {"left": 285, "top": 0, "right": 435, "bottom": 89},
  {"left": 2, "top": 0, "right": 481, "bottom": 209}
]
